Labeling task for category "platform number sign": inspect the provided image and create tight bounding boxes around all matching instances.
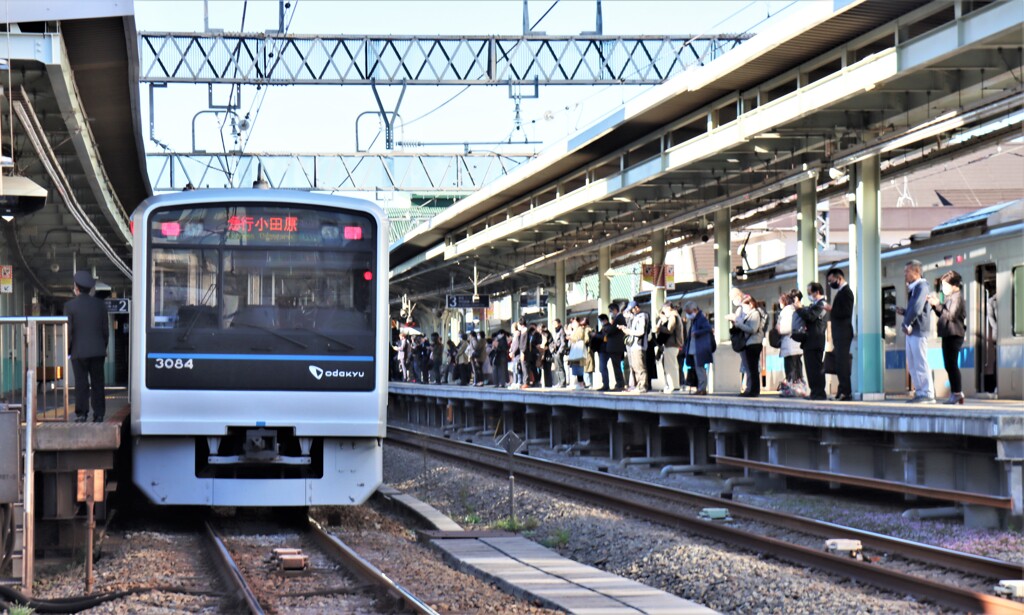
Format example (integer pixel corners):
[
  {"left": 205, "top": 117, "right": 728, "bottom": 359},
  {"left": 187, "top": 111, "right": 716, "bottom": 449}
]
[
  {"left": 0, "top": 265, "right": 11, "bottom": 294},
  {"left": 104, "top": 298, "right": 130, "bottom": 314}
]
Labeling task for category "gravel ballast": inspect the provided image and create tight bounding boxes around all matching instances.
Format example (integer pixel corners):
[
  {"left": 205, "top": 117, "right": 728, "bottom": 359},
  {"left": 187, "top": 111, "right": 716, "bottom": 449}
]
[{"left": 385, "top": 443, "right": 964, "bottom": 614}]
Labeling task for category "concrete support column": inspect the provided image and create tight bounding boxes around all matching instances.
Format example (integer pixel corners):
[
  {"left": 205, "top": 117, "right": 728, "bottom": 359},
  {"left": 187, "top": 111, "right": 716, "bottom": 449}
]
[
  {"left": 853, "top": 155, "right": 884, "bottom": 400},
  {"left": 651, "top": 230, "right": 666, "bottom": 317},
  {"left": 712, "top": 207, "right": 737, "bottom": 393},
  {"left": 599, "top": 245, "right": 611, "bottom": 311},
  {"left": 796, "top": 179, "right": 818, "bottom": 294},
  {"left": 511, "top": 289, "right": 521, "bottom": 325},
  {"left": 551, "top": 260, "right": 566, "bottom": 330}
]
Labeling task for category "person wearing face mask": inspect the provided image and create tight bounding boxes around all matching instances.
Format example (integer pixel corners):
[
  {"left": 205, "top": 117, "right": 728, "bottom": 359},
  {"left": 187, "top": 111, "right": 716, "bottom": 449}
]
[
  {"left": 726, "top": 294, "right": 765, "bottom": 397},
  {"left": 929, "top": 271, "right": 966, "bottom": 404},
  {"left": 897, "top": 259, "right": 935, "bottom": 403},
  {"left": 797, "top": 283, "right": 829, "bottom": 400},
  {"left": 776, "top": 290, "right": 804, "bottom": 388},
  {"left": 682, "top": 301, "right": 713, "bottom": 394},
  {"left": 824, "top": 268, "right": 855, "bottom": 401},
  {"left": 728, "top": 287, "right": 749, "bottom": 388}
]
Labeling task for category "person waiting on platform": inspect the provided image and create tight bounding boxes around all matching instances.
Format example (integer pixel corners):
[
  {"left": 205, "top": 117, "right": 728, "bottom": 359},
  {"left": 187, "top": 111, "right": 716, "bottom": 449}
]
[
  {"left": 729, "top": 287, "right": 749, "bottom": 391},
  {"left": 508, "top": 321, "right": 522, "bottom": 389},
  {"left": 430, "top": 333, "right": 444, "bottom": 384},
  {"left": 622, "top": 301, "right": 649, "bottom": 393},
  {"left": 824, "top": 268, "right": 855, "bottom": 401},
  {"left": 797, "top": 283, "right": 829, "bottom": 401},
  {"left": 656, "top": 303, "right": 684, "bottom": 393},
  {"left": 929, "top": 270, "right": 966, "bottom": 405},
  {"left": 455, "top": 333, "right": 471, "bottom": 385},
  {"left": 566, "top": 316, "right": 593, "bottom": 389},
  {"left": 726, "top": 294, "right": 765, "bottom": 397},
  {"left": 491, "top": 329, "right": 509, "bottom": 387},
  {"left": 604, "top": 304, "right": 627, "bottom": 391},
  {"left": 681, "top": 301, "right": 713, "bottom": 395},
  {"left": 776, "top": 290, "right": 806, "bottom": 396},
  {"left": 65, "top": 270, "right": 109, "bottom": 423},
  {"left": 897, "top": 260, "right": 935, "bottom": 403},
  {"left": 551, "top": 319, "right": 567, "bottom": 388}
]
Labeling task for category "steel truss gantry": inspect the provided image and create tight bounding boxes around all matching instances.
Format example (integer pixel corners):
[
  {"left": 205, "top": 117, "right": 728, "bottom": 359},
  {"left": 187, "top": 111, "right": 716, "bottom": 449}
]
[
  {"left": 139, "top": 32, "right": 751, "bottom": 85},
  {"left": 146, "top": 151, "right": 537, "bottom": 192}
]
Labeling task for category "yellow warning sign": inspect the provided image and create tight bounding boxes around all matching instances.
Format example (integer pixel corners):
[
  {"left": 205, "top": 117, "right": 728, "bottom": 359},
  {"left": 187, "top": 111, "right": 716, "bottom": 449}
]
[{"left": 1, "top": 265, "right": 11, "bottom": 294}]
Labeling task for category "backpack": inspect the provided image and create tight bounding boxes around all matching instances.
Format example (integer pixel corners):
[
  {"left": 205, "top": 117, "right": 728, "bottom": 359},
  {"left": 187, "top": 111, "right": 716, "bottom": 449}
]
[
  {"left": 791, "top": 311, "right": 808, "bottom": 343},
  {"left": 756, "top": 307, "right": 768, "bottom": 335}
]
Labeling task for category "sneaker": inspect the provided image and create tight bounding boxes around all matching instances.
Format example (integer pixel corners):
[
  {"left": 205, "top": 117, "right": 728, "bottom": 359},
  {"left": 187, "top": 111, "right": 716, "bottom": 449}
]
[{"left": 662, "top": 387, "right": 673, "bottom": 394}]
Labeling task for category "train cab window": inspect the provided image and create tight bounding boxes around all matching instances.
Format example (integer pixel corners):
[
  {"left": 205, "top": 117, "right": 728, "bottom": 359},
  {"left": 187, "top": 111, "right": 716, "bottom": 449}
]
[
  {"left": 1014, "top": 266, "right": 1024, "bottom": 336},
  {"left": 882, "top": 286, "right": 897, "bottom": 339}
]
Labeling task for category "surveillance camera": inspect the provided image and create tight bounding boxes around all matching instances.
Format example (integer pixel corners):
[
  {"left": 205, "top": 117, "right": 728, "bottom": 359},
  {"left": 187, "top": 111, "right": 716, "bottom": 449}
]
[
  {"left": 49, "top": 262, "right": 60, "bottom": 273},
  {"left": 701, "top": 234, "right": 709, "bottom": 243}
]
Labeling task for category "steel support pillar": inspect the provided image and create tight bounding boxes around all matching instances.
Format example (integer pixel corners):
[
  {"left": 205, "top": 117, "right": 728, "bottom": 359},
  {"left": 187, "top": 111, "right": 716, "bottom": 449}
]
[
  {"left": 796, "top": 179, "right": 818, "bottom": 294},
  {"left": 853, "top": 155, "right": 884, "bottom": 399},
  {"left": 551, "top": 260, "right": 566, "bottom": 330},
  {"left": 599, "top": 246, "right": 611, "bottom": 312},
  {"left": 651, "top": 230, "right": 665, "bottom": 317}
]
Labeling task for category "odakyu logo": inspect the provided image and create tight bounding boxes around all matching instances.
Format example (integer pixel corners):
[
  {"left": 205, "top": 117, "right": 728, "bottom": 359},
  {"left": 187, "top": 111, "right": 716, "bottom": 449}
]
[{"left": 308, "top": 365, "right": 365, "bottom": 380}]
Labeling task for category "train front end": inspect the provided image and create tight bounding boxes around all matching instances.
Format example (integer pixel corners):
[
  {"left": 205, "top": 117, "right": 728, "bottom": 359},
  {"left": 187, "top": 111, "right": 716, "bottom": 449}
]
[{"left": 130, "top": 190, "right": 387, "bottom": 506}]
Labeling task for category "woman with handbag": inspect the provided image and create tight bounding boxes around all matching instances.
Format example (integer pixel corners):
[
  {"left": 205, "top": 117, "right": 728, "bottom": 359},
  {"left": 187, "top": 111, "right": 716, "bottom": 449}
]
[
  {"left": 681, "top": 301, "right": 713, "bottom": 394},
  {"left": 726, "top": 294, "right": 765, "bottom": 397},
  {"left": 777, "top": 290, "right": 805, "bottom": 391},
  {"left": 929, "top": 270, "right": 966, "bottom": 404},
  {"left": 566, "top": 317, "right": 591, "bottom": 389}
]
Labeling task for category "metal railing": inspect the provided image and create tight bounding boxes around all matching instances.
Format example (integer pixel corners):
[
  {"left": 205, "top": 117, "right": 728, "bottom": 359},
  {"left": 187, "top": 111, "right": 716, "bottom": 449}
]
[
  {"left": 0, "top": 316, "right": 70, "bottom": 595},
  {"left": 0, "top": 317, "right": 71, "bottom": 422}
]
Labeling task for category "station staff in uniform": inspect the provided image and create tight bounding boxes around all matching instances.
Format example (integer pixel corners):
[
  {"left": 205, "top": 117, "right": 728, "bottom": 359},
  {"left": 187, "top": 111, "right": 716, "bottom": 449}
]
[
  {"left": 64, "top": 271, "right": 109, "bottom": 422},
  {"left": 825, "top": 268, "right": 855, "bottom": 401}
]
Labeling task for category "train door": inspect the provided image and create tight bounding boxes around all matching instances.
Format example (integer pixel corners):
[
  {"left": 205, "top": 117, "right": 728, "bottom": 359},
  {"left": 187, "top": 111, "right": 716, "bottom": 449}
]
[{"left": 975, "top": 264, "right": 997, "bottom": 395}]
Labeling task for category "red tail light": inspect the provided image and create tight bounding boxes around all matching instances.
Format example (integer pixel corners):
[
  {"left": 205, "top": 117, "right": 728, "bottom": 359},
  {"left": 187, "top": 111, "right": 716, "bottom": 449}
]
[{"left": 344, "top": 226, "right": 363, "bottom": 240}]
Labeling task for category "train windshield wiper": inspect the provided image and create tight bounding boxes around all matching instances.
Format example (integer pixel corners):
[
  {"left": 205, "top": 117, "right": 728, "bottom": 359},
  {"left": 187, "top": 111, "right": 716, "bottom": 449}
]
[
  {"left": 232, "top": 322, "right": 308, "bottom": 349},
  {"left": 291, "top": 326, "right": 354, "bottom": 352}
]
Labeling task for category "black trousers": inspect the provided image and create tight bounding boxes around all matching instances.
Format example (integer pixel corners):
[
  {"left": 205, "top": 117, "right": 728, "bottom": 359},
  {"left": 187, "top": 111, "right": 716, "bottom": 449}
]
[
  {"left": 833, "top": 333, "right": 853, "bottom": 397},
  {"left": 783, "top": 354, "right": 804, "bottom": 383},
  {"left": 607, "top": 351, "right": 625, "bottom": 389},
  {"left": 805, "top": 348, "right": 826, "bottom": 398},
  {"left": 743, "top": 345, "right": 762, "bottom": 396},
  {"left": 72, "top": 357, "right": 106, "bottom": 420},
  {"left": 941, "top": 335, "right": 964, "bottom": 394}
]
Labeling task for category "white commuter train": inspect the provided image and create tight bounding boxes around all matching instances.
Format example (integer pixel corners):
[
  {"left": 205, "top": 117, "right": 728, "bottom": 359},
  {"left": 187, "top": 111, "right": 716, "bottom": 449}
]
[{"left": 130, "top": 190, "right": 388, "bottom": 506}]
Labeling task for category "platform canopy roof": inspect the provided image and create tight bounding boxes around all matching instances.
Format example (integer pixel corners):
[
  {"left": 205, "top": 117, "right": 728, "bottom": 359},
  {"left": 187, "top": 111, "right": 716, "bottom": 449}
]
[
  {"left": 389, "top": 0, "right": 1023, "bottom": 304},
  {"left": 2, "top": 2, "right": 151, "bottom": 299}
]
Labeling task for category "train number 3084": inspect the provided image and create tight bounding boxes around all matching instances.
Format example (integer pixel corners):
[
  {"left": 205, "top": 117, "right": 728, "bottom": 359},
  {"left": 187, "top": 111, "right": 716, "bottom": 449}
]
[{"left": 153, "top": 358, "right": 194, "bottom": 370}]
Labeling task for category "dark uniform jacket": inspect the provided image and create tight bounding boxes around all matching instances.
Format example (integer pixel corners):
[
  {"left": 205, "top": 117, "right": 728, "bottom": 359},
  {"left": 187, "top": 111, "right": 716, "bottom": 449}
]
[{"left": 64, "top": 294, "right": 109, "bottom": 359}]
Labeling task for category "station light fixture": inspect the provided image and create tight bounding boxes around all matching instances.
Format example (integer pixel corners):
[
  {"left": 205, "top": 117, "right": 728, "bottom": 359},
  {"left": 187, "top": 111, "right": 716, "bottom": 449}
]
[{"left": 0, "top": 175, "right": 47, "bottom": 222}]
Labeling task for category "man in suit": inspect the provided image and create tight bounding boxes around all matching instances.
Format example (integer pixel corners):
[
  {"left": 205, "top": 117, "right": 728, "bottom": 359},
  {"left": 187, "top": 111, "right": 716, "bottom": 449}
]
[
  {"left": 900, "top": 260, "right": 935, "bottom": 403},
  {"left": 825, "top": 267, "right": 855, "bottom": 401},
  {"left": 64, "top": 271, "right": 109, "bottom": 422},
  {"left": 797, "top": 282, "right": 829, "bottom": 401}
]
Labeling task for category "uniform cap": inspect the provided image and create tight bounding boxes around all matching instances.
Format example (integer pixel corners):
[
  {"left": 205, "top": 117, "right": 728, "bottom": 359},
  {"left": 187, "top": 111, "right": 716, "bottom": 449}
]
[{"left": 74, "top": 270, "right": 95, "bottom": 289}]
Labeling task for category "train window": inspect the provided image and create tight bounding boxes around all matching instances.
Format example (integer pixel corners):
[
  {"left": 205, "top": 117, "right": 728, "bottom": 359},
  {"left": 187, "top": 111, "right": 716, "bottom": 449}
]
[
  {"left": 1014, "top": 266, "right": 1024, "bottom": 336},
  {"left": 882, "top": 286, "right": 897, "bottom": 339}
]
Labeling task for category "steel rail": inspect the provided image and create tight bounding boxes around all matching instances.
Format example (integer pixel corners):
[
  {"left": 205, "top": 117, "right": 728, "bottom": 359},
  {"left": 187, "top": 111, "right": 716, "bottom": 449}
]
[
  {"left": 387, "top": 428, "right": 1024, "bottom": 614},
  {"left": 715, "top": 455, "right": 1013, "bottom": 509},
  {"left": 203, "top": 521, "right": 266, "bottom": 615},
  {"left": 306, "top": 516, "right": 439, "bottom": 615},
  {"left": 389, "top": 427, "right": 1018, "bottom": 579}
]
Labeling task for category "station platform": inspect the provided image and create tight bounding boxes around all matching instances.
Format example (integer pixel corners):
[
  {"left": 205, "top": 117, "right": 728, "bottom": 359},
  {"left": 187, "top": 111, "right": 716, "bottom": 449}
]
[
  {"left": 377, "top": 485, "right": 715, "bottom": 614},
  {"left": 388, "top": 382, "right": 1024, "bottom": 528},
  {"left": 3, "top": 393, "right": 129, "bottom": 569}
]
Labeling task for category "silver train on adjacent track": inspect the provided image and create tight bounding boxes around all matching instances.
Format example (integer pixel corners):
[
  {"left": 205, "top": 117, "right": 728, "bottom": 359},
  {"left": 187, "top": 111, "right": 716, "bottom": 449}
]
[
  {"left": 130, "top": 190, "right": 388, "bottom": 506},
  {"left": 547, "top": 200, "right": 1023, "bottom": 399}
]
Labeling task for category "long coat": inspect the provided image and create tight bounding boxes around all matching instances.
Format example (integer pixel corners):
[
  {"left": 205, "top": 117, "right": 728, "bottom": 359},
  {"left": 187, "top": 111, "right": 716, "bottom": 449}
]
[{"left": 684, "top": 311, "right": 714, "bottom": 366}]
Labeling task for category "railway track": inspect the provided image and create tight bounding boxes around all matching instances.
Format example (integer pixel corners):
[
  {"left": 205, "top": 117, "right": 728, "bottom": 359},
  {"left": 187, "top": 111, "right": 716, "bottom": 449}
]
[
  {"left": 203, "top": 517, "right": 437, "bottom": 614},
  {"left": 388, "top": 426, "right": 1024, "bottom": 615}
]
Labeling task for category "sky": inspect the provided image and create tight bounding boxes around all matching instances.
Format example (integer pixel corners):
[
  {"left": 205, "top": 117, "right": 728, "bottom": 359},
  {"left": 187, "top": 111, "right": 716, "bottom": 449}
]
[{"left": 135, "top": 1, "right": 797, "bottom": 190}]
